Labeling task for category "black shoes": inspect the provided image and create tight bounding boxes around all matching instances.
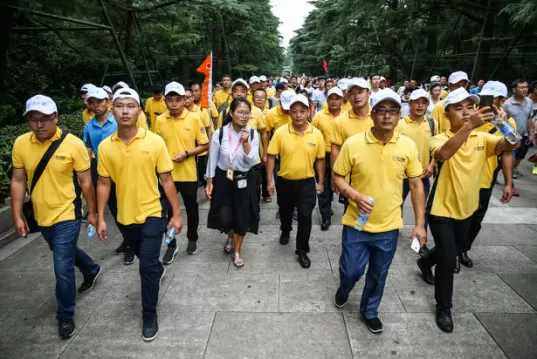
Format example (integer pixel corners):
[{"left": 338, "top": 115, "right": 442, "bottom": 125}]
[
  {"left": 115, "top": 243, "right": 128, "bottom": 254},
  {"left": 361, "top": 314, "right": 383, "bottom": 334},
  {"left": 124, "top": 248, "right": 136, "bottom": 265},
  {"left": 279, "top": 231, "right": 290, "bottom": 245},
  {"left": 454, "top": 255, "right": 461, "bottom": 274},
  {"left": 78, "top": 266, "right": 102, "bottom": 294},
  {"left": 163, "top": 247, "right": 178, "bottom": 265},
  {"left": 417, "top": 258, "right": 435, "bottom": 285},
  {"left": 297, "top": 252, "right": 311, "bottom": 269},
  {"left": 334, "top": 288, "right": 348, "bottom": 308},
  {"left": 187, "top": 240, "right": 198, "bottom": 255},
  {"left": 142, "top": 315, "right": 159, "bottom": 342},
  {"left": 320, "top": 220, "right": 331, "bottom": 231},
  {"left": 436, "top": 308, "right": 453, "bottom": 333},
  {"left": 58, "top": 318, "right": 75, "bottom": 339},
  {"left": 459, "top": 251, "right": 473, "bottom": 268}
]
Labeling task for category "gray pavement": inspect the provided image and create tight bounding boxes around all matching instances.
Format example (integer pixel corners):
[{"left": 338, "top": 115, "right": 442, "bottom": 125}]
[{"left": 1, "top": 153, "right": 536, "bottom": 358}]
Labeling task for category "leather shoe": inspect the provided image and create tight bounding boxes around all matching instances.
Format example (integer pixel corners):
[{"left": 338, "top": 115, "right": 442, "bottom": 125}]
[
  {"left": 279, "top": 231, "right": 290, "bottom": 245},
  {"left": 320, "top": 220, "right": 331, "bottom": 231},
  {"left": 459, "top": 252, "right": 473, "bottom": 268},
  {"left": 417, "top": 257, "right": 435, "bottom": 285},
  {"left": 297, "top": 252, "right": 311, "bottom": 269},
  {"left": 436, "top": 308, "right": 453, "bottom": 333},
  {"left": 454, "top": 255, "right": 460, "bottom": 274}
]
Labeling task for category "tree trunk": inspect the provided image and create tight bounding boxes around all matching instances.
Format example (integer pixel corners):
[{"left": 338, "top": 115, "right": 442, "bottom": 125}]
[{"left": 0, "top": 0, "right": 17, "bottom": 94}]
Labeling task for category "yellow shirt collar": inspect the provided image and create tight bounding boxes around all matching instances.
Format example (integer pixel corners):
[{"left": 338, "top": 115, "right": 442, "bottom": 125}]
[
  {"left": 349, "top": 106, "right": 372, "bottom": 119},
  {"left": 365, "top": 129, "right": 400, "bottom": 144},
  {"left": 30, "top": 127, "right": 62, "bottom": 144},
  {"left": 288, "top": 122, "right": 313, "bottom": 135},
  {"left": 111, "top": 127, "right": 146, "bottom": 141}
]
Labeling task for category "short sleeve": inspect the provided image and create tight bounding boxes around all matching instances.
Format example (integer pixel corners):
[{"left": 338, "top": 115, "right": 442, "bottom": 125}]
[
  {"left": 71, "top": 136, "right": 91, "bottom": 172},
  {"left": 316, "top": 131, "right": 325, "bottom": 158},
  {"left": 405, "top": 140, "right": 423, "bottom": 178},
  {"left": 311, "top": 113, "right": 321, "bottom": 129},
  {"left": 200, "top": 110, "right": 210, "bottom": 128},
  {"left": 11, "top": 137, "right": 24, "bottom": 169},
  {"left": 484, "top": 133, "right": 502, "bottom": 157},
  {"left": 83, "top": 126, "right": 92, "bottom": 149},
  {"left": 195, "top": 117, "right": 209, "bottom": 145},
  {"left": 255, "top": 110, "right": 266, "bottom": 130},
  {"left": 211, "top": 103, "right": 218, "bottom": 118},
  {"left": 429, "top": 134, "right": 448, "bottom": 159},
  {"left": 333, "top": 140, "right": 352, "bottom": 177},
  {"left": 331, "top": 119, "right": 343, "bottom": 146},
  {"left": 97, "top": 144, "right": 110, "bottom": 177},
  {"left": 153, "top": 116, "right": 161, "bottom": 135},
  {"left": 155, "top": 138, "right": 174, "bottom": 174},
  {"left": 267, "top": 130, "right": 281, "bottom": 155},
  {"left": 144, "top": 99, "right": 150, "bottom": 113},
  {"left": 137, "top": 112, "right": 148, "bottom": 129}
]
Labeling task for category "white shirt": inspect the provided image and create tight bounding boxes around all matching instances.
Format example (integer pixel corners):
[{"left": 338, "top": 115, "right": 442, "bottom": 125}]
[
  {"left": 206, "top": 124, "right": 260, "bottom": 178},
  {"left": 312, "top": 89, "right": 327, "bottom": 111}
]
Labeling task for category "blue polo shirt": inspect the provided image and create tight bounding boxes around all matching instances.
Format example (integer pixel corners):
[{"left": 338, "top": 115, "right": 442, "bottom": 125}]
[{"left": 83, "top": 111, "right": 117, "bottom": 161}]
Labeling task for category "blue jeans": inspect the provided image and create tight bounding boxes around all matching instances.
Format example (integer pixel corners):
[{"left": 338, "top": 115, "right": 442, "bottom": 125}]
[
  {"left": 117, "top": 217, "right": 166, "bottom": 317},
  {"left": 338, "top": 226, "right": 398, "bottom": 319},
  {"left": 402, "top": 177, "right": 430, "bottom": 229},
  {"left": 40, "top": 219, "right": 100, "bottom": 319}
]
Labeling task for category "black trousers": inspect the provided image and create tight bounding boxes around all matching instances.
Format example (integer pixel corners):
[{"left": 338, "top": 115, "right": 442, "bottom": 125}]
[
  {"left": 315, "top": 152, "right": 332, "bottom": 221},
  {"left": 260, "top": 164, "right": 270, "bottom": 198},
  {"left": 167, "top": 181, "right": 199, "bottom": 246},
  {"left": 421, "top": 215, "right": 471, "bottom": 311},
  {"left": 196, "top": 155, "right": 208, "bottom": 187},
  {"left": 276, "top": 177, "right": 316, "bottom": 254}
]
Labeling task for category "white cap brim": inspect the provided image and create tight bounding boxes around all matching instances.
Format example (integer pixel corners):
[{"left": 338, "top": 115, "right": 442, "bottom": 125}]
[
  {"left": 289, "top": 95, "right": 309, "bottom": 108},
  {"left": 23, "top": 95, "right": 58, "bottom": 116}
]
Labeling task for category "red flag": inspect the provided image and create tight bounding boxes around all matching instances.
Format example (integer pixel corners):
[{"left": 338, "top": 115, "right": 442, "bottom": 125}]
[
  {"left": 196, "top": 53, "right": 212, "bottom": 109},
  {"left": 322, "top": 59, "right": 328, "bottom": 74}
]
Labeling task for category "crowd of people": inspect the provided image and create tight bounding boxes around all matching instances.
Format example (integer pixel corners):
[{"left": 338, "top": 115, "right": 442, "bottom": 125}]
[{"left": 9, "top": 70, "right": 537, "bottom": 342}]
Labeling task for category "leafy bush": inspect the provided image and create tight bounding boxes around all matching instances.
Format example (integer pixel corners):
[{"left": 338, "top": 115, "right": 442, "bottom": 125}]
[{"left": 0, "top": 111, "right": 86, "bottom": 202}]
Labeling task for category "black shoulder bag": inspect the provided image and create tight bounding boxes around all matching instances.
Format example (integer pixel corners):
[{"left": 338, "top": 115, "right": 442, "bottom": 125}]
[{"left": 22, "top": 131, "right": 69, "bottom": 233}]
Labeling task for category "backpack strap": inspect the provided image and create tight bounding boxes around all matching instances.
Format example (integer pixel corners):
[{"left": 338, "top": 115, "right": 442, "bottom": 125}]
[
  {"left": 489, "top": 127, "right": 498, "bottom": 135},
  {"left": 30, "top": 130, "right": 69, "bottom": 194},
  {"left": 426, "top": 115, "right": 435, "bottom": 135}
]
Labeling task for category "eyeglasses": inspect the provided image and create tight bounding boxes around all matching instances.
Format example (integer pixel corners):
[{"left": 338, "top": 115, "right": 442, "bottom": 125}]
[
  {"left": 372, "top": 108, "right": 400, "bottom": 116},
  {"left": 28, "top": 115, "right": 55, "bottom": 124},
  {"left": 235, "top": 111, "right": 251, "bottom": 118}
]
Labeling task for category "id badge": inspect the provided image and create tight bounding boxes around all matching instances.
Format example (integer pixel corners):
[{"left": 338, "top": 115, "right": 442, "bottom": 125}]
[
  {"left": 226, "top": 168, "right": 234, "bottom": 181},
  {"left": 237, "top": 179, "right": 247, "bottom": 189}
]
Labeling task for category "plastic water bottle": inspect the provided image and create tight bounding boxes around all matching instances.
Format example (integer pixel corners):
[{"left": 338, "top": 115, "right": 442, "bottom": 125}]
[
  {"left": 165, "top": 227, "right": 176, "bottom": 245},
  {"left": 87, "top": 224, "right": 96, "bottom": 238},
  {"left": 354, "top": 196, "right": 374, "bottom": 231},
  {"left": 492, "top": 118, "right": 521, "bottom": 145}
]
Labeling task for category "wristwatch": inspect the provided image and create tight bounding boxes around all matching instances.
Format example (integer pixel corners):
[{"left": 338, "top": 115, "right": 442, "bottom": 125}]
[{"left": 184, "top": 151, "right": 190, "bottom": 158}]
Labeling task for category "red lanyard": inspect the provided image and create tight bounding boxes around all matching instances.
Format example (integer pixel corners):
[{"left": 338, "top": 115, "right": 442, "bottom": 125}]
[{"left": 228, "top": 123, "right": 243, "bottom": 162}]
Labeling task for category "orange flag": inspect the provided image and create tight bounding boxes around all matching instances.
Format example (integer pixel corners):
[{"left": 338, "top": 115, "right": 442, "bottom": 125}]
[{"left": 196, "top": 53, "right": 212, "bottom": 109}]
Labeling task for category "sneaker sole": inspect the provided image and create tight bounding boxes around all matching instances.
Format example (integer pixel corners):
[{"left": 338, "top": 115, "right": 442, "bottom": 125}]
[
  {"left": 334, "top": 296, "right": 348, "bottom": 308},
  {"left": 163, "top": 248, "right": 178, "bottom": 265},
  {"left": 60, "top": 328, "right": 76, "bottom": 340},
  {"left": 79, "top": 267, "right": 102, "bottom": 294},
  {"left": 160, "top": 267, "right": 166, "bottom": 287},
  {"left": 367, "top": 326, "right": 383, "bottom": 334},
  {"left": 124, "top": 256, "right": 137, "bottom": 266},
  {"left": 187, "top": 248, "right": 199, "bottom": 255},
  {"left": 143, "top": 330, "right": 159, "bottom": 342}
]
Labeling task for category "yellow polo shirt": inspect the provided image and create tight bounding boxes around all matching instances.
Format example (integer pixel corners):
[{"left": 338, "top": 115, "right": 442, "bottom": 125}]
[
  {"left": 321, "top": 101, "right": 352, "bottom": 112},
  {"left": 474, "top": 116, "right": 517, "bottom": 188},
  {"left": 144, "top": 96, "right": 167, "bottom": 129},
  {"left": 266, "top": 88, "right": 276, "bottom": 98},
  {"left": 217, "top": 105, "right": 266, "bottom": 131},
  {"left": 97, "top": 128, "right": 174, "bottom": 225},
  {"left": 265, "top": 105, "right": 291, "bottom": 133},
  {"left": 82, "top": 109, "right": 94, "bottom": 124},
  {"left": 12, "top": 128, "right": 90, "bottom": 227},
  {"left": 395, "top": 116, "right": 438, "bottom": 171},
  {"left": 333, "top": 130, "right": 422, "bottom": 232},
  {"left": 267, "top": 122, "right": 325, "bottom": 180},
  {"left": 312, "top": 108, "right": 340, "bottom": 153},
  {"left": 427, "top": 131, "right": 502, "bottom": 219},
  {"left": 190, "top": 104, "right": 212, "bottom": 156},
  {"left": 440, "top": 89, "right": 448, "bottom": 100},
  {"left": 213, "top": 89, "right": 232, "bottom": 110},
  {"left": 153, "top": 109, "right": 209, "bottom": 182},
  {"left": 431, "top": 100, "right": 451, "bottom": 133},
  {"left": 137, "top": 111, "right": 149, "bottom": 129},
  {"left": 331, "top": 107, "right": 373, "bottom": 146}
]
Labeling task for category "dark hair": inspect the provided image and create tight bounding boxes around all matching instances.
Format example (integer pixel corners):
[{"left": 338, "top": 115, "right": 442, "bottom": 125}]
[
  {"left": 530, "top": 81, "right": 537, "bottom": 93},
  {"left": 190, "top": 82, "right": 201, "bottom": 89},
  {"left": 370, "top": 73, "right": 380, "bottom": 79},
  {"left": 223, "top": 97, "right": 251, "bottom": 126},
  {"left": 403, "top": 87, "right": 413, "bottom": 95},
  {"left": 512, "top": 79, "right": 527, "bottom": 89},
  {"left": 253, "top": 88, "right": 267, "bottom": 96},
  {"left": 298, "top": 89, "right": 308, "bottom": 96},
  {"left": 275, "top": 83, "right": 285, "bottom": 91},
  {"left": 222, "top": 74, "right": 232, "bottom": 80},
  {"left": 185, "top": 88, "right": 193, "bottom": 94},
  {"left": 430, "top": 83, "right": 441, "bottom": 92},
  {"left": 152, "top": 86, "right": 163, "bottom": 94}
]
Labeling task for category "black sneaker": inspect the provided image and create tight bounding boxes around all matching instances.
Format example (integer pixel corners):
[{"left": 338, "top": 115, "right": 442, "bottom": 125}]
[
  {"left": 187, "top": 240, "right": 198, "bottom": 255},
  {"left": 334, "top": 288, "right": 348, "bottom": 308},
  {"left": 115, "top": 243, "right": 128, "bottom": 254},
  {"left": 58, "top": 318, "right": 75, "bottom": 339},
  {"left": 279, "top": 231, "right": 290, "bottom": 245},
  {"left": 78, "top": 266, "right": 102, "bottom": 294},
  {"left": 142, "top": 315, "right": 159, "bottom": 342},
  {"left": 361, "top": 315, "right": 383, "bottom": 334},
  {"left": 162, "top": 247, "right": 178, "bottom": 265},
  {"left": 320, "top": 219, "right": 331, "bottom": 231},
  {"left": 124, "top": 248, "right": 136, "bottom": 265}
]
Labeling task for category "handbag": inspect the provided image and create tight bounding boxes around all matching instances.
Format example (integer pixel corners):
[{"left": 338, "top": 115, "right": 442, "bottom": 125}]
[{"left": 22, "top": 130, "right": 68, "bottom": 233}]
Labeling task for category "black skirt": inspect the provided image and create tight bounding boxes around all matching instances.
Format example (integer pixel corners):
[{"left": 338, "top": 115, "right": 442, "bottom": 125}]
[{"left": 207, "top": 167, "right": 260, "bottom": 236}]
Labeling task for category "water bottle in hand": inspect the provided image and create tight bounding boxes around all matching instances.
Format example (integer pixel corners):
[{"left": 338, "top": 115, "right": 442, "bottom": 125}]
[
  {"left": 87, "top": 224, "right": 96, "bottom": 238},
  {"left": 492, "top": 118, "right": 520, "bottom": 145},
  {"left": 165, "top": 227, "right": 176, "bottom": 245},
  {"left": 355, "top": 196, "right": 374, "bottom": 231}
]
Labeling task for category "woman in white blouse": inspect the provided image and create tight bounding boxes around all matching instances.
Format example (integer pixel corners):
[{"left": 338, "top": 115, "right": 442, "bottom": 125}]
[{"left": 206, "top": 98, "right": 261, "bottom": 268}]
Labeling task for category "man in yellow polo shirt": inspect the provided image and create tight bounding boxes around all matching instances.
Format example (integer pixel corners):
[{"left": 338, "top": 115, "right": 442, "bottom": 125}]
[
  {"left": 266, "top": 95, "right": 325, "bottom": 269},
  {"left": 110, "top": 81, "right": 149, "bottom": 129},
  {"left": 265, "top": 89, "right": 294, "bottom": 134},
  {"left": 81, "top": 84, "right": 96, "bottom": 124},
  {"left": 144, "top": 86, "right": 166, "bottom": 129},
  {"left": 464, "top": 81, "right": 517, "bottom": 266},
  {"left": 97, "top": 88, "right": 184, "bottom": 342},
  {"left": 11, "top": 95, "right": 101, "bottom": 339},
  {"left": 431, "top": 71, "right": 469, "bottom": 133},
  {"left": 417, "top": 88, "right": 518, "bottom": 333},
  {"left": 312, "top": 87, "right": 344, "bottom": 230},
  {"left": 214, "top": 74, "right": 232, "bottom": 112},
  {"left": 153, "top": 82, "right": 209, "bottom": 264},
  {"left": 332, "top": 89, "right": 426, "bottom": 335}
]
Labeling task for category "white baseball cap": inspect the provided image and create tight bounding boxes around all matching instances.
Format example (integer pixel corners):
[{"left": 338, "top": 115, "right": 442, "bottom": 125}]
[
  {"left": 337, "top": 78, "right": 350, "bottom": 91},
  {"left": 327, "top": 87, "right": 344, "bottom": 98},
  {"left": 380, "top": 76, "right": 386, "bottom": 82},
  {"left": 443, "top": 88, "right": 479, "bottom": 110},
  {"left": 289, "top": 94, "right": 309, "bottom": 108},
  {"left": 86, "top": 87, "right": 109, "bottom": 101},
  {"left": 80, "top": 83, "right": 96, "bottom": 92},
  {"left": 102, "top": 85, "right": 112, "bottom": 94},
  {"left": 259, "top": 75, "right": 267, "bottom": 82},
  {"left": 370, "top": 89, "right": 402, "bottom": 109},
  {"left": 346, "top": 77, "right": 370, "bottom": 91},
  {"left": 112, "top": 81, "right": 129, "bottom": 93},
  {"left": 23, "top": 95, "right": 58, "bottom": 116},
  {"left": 280, "top": 90, "right": 296, "bottom": 110},
  {"left": 164, "top": 81, "right": 186, "bottom": 96},
  {"left": 430, "top": 75, "right": 441, "bottom": 83},
  {"left": 480, "top": 81, "right": 508, "bottom": 98},
  {"left": 112, "top": 87, "right": 140, "bottom": 106},
  {"left": 249, "top": 76, "right": 261, "bottom": 84},
  {"left": 280, "top": 78, "right": 289, "bottom": 84},
  {"left": 409, "top": 89, "right": 430, "bottom": 102},
  {"left": 232, "top": 78, "right": 249, "bottom": 90},
  {"left": 448, "top": 71, "right": 469, "bottom": 85}
]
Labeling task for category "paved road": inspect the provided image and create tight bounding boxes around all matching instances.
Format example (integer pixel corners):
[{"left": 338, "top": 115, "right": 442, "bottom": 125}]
[{"left": 1, "top": 152, "right": 536, "bottom": 358}]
